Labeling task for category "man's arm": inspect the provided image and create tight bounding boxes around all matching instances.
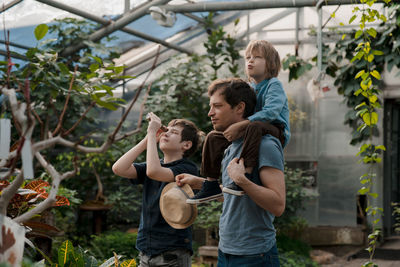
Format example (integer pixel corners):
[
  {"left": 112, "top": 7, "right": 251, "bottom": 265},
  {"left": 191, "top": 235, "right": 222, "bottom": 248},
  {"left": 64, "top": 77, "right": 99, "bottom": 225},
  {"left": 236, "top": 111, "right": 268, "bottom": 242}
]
[
  {"left": 227, "top": 158, "right": 285, "bottom": 216},
  {"left": 145, "top": 112, "right": 175, "bottom": 182},
  {"left": 112, "top": 137, "right": 147, "bottom": 179}
]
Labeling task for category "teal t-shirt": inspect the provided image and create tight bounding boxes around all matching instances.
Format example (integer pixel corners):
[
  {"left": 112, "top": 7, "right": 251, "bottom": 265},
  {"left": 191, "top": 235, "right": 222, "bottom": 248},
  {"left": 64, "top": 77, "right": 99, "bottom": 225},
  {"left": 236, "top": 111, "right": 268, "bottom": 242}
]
[{"left": 218, "top": 135, "right": 284, "bottom": 255}]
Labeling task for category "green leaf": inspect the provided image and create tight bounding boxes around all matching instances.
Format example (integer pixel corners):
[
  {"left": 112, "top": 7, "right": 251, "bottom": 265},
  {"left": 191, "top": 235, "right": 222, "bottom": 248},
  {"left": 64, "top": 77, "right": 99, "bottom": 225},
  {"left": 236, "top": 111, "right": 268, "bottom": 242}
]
[
  {"left": 362, "top": 112, "right": 378, "bottom": 126},
  {"left": 355, "top": 70, "right": 365, "bottom": 79},
  {"left": 355, "top": 29, "right": 363, "bottom": 39},
  {"left": 372, "top": 50, "right": 384, "bottom": 56},
  {"left": 367, "top": 54, "right": 374, "bottom": 62},
  {"left": 120, "top": 259, "right": 137, "bottom": 267},
  {"left": 370, "top": 70, "right": 381, "bottom": 80},
  {"left": 89, "top": 63, "right": 99, "bottom": 72},
  {"left": 349, "top": 14, "right": 357, "bottom": 24},
  {"left": 57, "top": 63, "right": 70, "bottom": 75},
  {"left": 358, "top": 187, "right": 369, "bottom": 194},
  {"left": 369, "top": 95, "right": 378, "bottom": 103},
  {"left": 366, "top": 28, "right": 377, "bottom": 38},
  {"left": 34, "top": 24, "right": 48, "bottom": 41},
  {"left": 58, "top": 240, "right": 74, "bottom": 267},
  {"left": 355, "top": 102, "right": 367, "bottom": 110},
  {"left": 375, "top": 145, "right": 386, "bottom": 151},
  {"left": 90, "top": 55, "right": 103, "bottom": 64},
  {"left": 369, "top": 193, "right": 378, "bottom": 198}
]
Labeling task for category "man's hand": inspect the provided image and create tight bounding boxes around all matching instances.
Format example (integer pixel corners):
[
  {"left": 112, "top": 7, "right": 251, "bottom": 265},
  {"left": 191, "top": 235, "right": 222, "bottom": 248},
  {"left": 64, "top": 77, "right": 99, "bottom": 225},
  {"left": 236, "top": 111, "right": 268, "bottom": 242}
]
[
  {"left": 227, "top": 158, "right": 249, "bottom": 186},
  {"left": 223, "top": 120, "right": 249, "bottom": 141},
  {"left": 175, "top": 173, "right": 205, "bottom": 190}
]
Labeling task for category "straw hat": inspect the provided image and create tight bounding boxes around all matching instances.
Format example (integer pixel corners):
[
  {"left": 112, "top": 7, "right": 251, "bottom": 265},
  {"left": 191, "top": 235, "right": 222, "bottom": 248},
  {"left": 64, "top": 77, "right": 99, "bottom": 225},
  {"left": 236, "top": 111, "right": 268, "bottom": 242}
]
[{"left": 160, "top": 182, "right": 198, "bottom": 229}]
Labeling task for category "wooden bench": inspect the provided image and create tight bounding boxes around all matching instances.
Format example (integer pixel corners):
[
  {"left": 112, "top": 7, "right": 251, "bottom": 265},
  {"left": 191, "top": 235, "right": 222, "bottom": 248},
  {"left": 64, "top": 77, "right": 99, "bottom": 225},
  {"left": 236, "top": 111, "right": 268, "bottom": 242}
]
[{"left": 198, "top": 246, "right": 218, "bottom": 266}]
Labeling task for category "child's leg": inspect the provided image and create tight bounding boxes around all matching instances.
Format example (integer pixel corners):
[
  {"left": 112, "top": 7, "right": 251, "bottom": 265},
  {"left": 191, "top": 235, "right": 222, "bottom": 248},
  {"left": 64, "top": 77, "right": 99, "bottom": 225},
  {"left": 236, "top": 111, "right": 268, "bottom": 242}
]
[
  {"left": 223, "top": 121, "right": 283, "bottom": 196},
  {"left": 200, "top": 130, "right": 231, "bottom": 180},
  {"left": 187, "top": 131, "right": 230, "bottom": 204},
  {"left": 240, "top": 121, "right": 282, "bottom": 172}
]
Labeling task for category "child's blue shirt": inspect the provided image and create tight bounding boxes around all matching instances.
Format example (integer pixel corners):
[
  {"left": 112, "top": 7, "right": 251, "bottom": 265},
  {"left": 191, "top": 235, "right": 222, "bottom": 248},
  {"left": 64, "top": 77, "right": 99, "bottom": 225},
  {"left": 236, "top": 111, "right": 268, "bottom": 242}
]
[{"left": 248, "top": 78, "right": 291, "bottom": 147}]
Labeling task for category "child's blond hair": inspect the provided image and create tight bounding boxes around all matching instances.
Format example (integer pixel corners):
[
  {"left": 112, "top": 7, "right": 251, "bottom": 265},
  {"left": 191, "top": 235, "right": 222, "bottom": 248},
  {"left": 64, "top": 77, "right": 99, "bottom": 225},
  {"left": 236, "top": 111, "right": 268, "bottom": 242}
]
[{"left": 245, "top": 40, "right": 281, "bottom": 80}]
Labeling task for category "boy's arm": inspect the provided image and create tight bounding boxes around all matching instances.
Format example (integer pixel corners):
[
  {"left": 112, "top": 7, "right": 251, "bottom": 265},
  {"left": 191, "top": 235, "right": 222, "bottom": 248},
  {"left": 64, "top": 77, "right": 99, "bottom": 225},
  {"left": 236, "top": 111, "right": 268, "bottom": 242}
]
[
  {"left": 223, "top": 120, "right": 250, "bottom": 142},
  {"left": 145, "top": 113, "right": 175, "bottom": 182},
  {"left": 112, "top": 137, "right": 147, "bottom": 179},
  {"left": 227, "top": 158, "right": 285, "bottom": 216},
  {"left": 248, "top": 80, "right": 286, "bottom": 122}
]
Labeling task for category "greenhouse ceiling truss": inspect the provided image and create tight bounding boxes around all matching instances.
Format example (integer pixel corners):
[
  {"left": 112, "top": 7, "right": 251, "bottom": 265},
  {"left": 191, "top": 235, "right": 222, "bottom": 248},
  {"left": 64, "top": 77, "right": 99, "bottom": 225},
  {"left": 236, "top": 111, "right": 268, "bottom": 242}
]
[{"left": 0, "top": 0, "right": 398, "bottom": 74}]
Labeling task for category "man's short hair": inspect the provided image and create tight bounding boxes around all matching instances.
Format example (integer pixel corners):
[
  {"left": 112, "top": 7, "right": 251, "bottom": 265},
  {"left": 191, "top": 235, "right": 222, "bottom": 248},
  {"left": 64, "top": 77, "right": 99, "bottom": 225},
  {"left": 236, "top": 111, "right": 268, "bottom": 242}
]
[
  {"left": 245, "top": 40, "right": 281, "bottom": 79},
  {"left": 208, "top": 78, "right": 256, "bottom": 118},
  {"left": 168, "top": 119, "right": 203, "bottom": 158}
]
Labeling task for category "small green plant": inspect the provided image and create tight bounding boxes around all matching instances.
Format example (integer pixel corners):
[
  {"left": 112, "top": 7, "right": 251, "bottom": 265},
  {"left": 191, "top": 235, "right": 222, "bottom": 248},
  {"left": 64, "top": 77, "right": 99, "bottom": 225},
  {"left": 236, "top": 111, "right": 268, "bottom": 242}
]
[
  {"left": 282, "top": 54, "right": 312, "bottom": 82},
  {"left": 87, "top": 231, "right": 139, "bottom": 262},
  {"left": 195, "top": 201, "right": 222, "bottom": 231},
  {"left": 279, "top": 250, "right": 318, "bottom": 267},
  {"left": 27, "top": 239, "right": 136, "bottom": 266},
  {"left": 203, "top": 13, "right": 240, "bottom": 79},
  {"left": 392, "top": 202, "right": 400, "bottom": 233}
]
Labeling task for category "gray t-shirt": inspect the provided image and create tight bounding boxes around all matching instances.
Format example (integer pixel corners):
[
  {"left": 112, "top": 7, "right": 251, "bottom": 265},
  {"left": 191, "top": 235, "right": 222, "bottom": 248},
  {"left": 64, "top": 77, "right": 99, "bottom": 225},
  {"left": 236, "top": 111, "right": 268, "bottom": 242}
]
[{"left": 218, "top": 134, "right": 284, "bottom": 255}]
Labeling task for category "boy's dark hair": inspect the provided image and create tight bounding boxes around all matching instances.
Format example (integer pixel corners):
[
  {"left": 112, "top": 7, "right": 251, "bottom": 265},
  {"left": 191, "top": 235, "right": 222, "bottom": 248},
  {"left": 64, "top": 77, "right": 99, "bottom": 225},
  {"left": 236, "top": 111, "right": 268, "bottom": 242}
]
[
  {"left": 245, "top": 40, "right": 281, "bottom": 80},
  {"left": 168, "top": 119, "right": 203, "bottom": 158},
  {"left": 208, "top": 78, "right": 256, "bottom": 118}
]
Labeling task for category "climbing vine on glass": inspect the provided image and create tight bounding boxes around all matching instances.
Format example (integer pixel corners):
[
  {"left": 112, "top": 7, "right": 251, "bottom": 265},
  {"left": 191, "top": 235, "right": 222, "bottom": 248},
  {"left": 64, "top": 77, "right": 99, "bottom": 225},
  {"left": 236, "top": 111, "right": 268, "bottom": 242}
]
[
  {"left": 346, "top": 2, "right": 391, "bottom": 266},
  {"left": 282, "top": 2, "right": 400, "bottom": 266}
]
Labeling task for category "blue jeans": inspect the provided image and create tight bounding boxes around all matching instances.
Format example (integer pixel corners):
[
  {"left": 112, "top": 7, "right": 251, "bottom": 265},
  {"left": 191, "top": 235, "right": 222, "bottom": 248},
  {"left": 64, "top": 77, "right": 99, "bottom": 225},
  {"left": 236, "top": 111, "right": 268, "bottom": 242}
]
[{"left": 217, "top": 244, "right": 280, "bottom": 267}]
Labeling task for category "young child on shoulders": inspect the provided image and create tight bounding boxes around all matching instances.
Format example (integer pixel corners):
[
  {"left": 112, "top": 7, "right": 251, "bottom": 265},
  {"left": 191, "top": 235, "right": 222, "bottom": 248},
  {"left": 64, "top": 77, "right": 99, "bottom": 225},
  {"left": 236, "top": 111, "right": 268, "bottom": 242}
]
[{"left": 187, "top": 40, "right": 290, "bottom": 204}]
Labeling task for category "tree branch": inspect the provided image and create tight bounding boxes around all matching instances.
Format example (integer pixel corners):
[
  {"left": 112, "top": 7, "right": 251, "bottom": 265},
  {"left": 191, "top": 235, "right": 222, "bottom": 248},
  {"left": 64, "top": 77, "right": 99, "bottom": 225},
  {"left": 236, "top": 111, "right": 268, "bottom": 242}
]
[
  {"left": 53, "top": 65, "right": 78, "bottom": 136},
  {"left": 109, "top": 45, "right": 161, "bottom": 142},
  {"left": 114, "top": 81, "right": 152, "bottom": 142},
  {"left": 0, "top": 172, "right": 24, "bottom": 215},
  {"left": 62, "top": 101, "right": 96, "bottom": 137}
]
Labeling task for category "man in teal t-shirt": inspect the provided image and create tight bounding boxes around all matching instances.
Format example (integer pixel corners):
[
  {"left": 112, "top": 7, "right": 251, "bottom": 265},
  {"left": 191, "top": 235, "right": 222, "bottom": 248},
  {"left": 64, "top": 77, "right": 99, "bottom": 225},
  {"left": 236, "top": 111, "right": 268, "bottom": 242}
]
[{"left": 176, "top": 78, "right": 286, "bottom": 266}]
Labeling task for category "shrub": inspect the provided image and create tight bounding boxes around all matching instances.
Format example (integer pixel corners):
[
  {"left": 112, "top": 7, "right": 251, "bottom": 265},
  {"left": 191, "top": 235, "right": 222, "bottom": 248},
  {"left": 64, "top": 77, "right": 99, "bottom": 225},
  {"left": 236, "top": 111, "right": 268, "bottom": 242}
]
[
  {"left": 88, "top": 231, "right": 138, "bottom": 261},
  {"left": 279, "top": 250, "right": 318, "bottom": 267}
]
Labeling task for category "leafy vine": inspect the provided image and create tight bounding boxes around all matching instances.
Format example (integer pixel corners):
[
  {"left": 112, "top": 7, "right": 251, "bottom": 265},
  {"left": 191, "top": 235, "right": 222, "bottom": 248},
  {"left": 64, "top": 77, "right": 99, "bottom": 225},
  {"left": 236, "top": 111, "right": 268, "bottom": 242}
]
[{"left": 282, "top": 2, "right": 400, "bottom": 266}]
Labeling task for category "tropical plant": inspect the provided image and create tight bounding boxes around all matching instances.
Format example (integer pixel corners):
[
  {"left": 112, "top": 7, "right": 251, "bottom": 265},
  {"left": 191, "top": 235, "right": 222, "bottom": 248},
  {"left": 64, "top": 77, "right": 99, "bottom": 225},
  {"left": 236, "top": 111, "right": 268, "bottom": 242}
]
[
  {"left": 87, "top": 231, "right": 139, "bottom": 262},
  {"left": 36, "top": 240, "right": 137, "bottom": 267},
  {"left": 0, "top": 179, "right": 69, "bottom": 219},
  {"left": 0, "top": 17, "right": 148, "bottom": 230}
]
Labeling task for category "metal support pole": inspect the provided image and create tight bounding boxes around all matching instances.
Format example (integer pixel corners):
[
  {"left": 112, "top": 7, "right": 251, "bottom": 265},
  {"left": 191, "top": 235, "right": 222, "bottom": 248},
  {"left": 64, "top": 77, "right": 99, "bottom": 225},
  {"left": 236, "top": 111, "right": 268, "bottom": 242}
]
[
  {"left": 124, "top": 0, "right": 130, "bottom": 14},
  {"left": 35, "top": 0, "right": 173, "bottom": 56},
  {"left": 295, "top": 8, "right": 300, "bottom": 55},
  {"left": 0, "top": 0, "right": 22, "bottom": 14},
  {"left": 35, "top": 0, "right": 192, "bottom": 55},
  {"left": 317, "top": 0, "right": 323, "bottom": 78},
  {"left": 0, "top": 50, "right": 28, "bottom": 61},
  {"left": 157, "top": 0, "right": 398, "bottom": 12},
  {"left": 0, "top": 40, "right": 31, "bottom": 50},
  {"left": 237, "top": 9, "right": 296, "bottom": 40},
  {"left": 182, "top": 13, "right": 206, "bottom": 24}
]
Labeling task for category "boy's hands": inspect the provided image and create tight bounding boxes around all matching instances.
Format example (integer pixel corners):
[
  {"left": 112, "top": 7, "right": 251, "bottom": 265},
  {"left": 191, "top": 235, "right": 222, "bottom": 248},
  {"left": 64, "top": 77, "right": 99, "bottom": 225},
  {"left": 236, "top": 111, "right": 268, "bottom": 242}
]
[
  {"left": 175, "top": 173, "right": 205, "bottom": 190},
  {"left": 223, "top": 120, "right": 250, "bottom": 142},
  {"left": 147, "top": 112, "right": 164, "bottom": 142}
]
